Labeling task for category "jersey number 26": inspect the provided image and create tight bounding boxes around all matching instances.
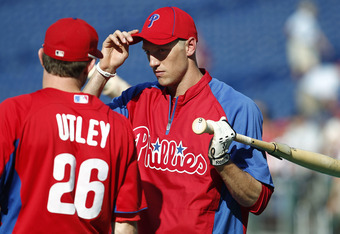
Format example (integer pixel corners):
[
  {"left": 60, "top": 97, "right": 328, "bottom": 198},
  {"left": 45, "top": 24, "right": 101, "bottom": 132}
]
[{"left": 47, "top": 153, "right": 109, "bottom": 219}]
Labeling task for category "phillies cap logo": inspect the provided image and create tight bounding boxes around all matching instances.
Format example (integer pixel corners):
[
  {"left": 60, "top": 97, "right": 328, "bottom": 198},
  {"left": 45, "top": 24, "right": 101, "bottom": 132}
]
[{"left": 148, "top": 14, "right": 160, "bottom": 28}]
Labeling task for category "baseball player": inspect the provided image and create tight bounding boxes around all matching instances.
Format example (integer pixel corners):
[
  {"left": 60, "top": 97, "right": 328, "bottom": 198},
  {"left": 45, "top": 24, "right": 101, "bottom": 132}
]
[
  {"left": 0, "top": 18, "right": 146, "bottom": 233},
  {"left": 85, "top": 6, "right": 274, "bottom": 234}
]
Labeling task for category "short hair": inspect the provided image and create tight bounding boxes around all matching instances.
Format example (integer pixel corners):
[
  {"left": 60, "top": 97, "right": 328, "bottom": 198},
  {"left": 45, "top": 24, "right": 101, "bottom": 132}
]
[{"left": 42, "top": 53, "right": 89, "bottom": 78}]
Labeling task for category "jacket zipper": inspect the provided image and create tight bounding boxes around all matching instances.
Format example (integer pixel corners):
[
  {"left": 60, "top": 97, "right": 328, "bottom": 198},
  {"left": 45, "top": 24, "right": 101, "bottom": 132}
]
[{"left": 166, "top": 97, "right": 178, "bottom": 135}]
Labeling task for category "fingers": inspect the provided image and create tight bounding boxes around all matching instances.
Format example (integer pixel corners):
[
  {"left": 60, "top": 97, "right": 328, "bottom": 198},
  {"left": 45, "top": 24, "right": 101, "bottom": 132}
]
[
  {"left": 128, "top": 29, "right": 139, "bottom": 36},
  {"left": 209, "top": 118, "right": 235, "bottom": 141},
  {"left": 105, "top": 29, "right": 139, "bottom": 47},
  {"left": 219, "top": 116, "right": 227, "bottom": 122},
  {"left": 98, "top": 29, "right": 139, "bottom": 72}
]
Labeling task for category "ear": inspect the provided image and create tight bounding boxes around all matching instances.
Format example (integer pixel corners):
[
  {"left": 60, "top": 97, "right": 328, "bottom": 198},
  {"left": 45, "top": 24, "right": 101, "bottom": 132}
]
[
  {"left": 186, "top": 37, "right": 197, "bottom": 57},
  {"left": 83, "top": 59, "right": 96, "bottom": 79},
  {"left": 38, "top": 48, "right": 44, "bottom": 67},
  {"left": 87, "top": 59, "right": 96, "bottom": 74}
]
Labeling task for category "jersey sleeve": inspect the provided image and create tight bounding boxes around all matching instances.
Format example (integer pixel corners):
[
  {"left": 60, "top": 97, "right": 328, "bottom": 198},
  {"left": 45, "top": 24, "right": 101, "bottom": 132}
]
[
  {"left": 108, "top": 81, "right": 160, "bottom": 118},
  {"left": 209, "top": 79, "right": 274, "bottom": 187},
  {"left": 0, "top": 96, "right": 29, "bottom": 181},
  {"left": 113, "top": 115, "right": 147, "bottom": 222},
  {"left": 228, "top": 98, "right": 274, "bottom": 186}
]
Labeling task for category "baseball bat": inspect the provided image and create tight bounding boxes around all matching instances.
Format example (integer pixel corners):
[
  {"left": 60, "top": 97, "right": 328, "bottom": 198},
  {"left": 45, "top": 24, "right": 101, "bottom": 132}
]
[{"left": 192, "top": 117, "right": 340, "bottom": 177}]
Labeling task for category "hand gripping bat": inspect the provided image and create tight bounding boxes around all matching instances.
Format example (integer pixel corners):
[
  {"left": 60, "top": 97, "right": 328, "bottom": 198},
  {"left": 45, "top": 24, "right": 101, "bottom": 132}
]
[{"left": 192, "top": 117, "right": 340, "bottom": 177}]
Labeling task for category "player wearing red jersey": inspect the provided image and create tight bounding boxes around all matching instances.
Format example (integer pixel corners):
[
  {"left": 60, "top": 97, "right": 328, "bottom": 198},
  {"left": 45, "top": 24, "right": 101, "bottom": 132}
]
[
  {"left": 85, "top": 7, "right": 274, "bottom": 233},
  {"left": 0, "top": 18, "right": 146, "bottom": 233}
]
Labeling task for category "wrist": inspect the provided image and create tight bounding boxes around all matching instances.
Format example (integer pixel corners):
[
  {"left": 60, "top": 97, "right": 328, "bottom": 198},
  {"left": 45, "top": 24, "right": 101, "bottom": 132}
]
[
  {"left": 209, "top": 153, "right": 230, "bottom": 167},
  {"left": 96, "top": 62, "right": 116, "bottom": 78}
]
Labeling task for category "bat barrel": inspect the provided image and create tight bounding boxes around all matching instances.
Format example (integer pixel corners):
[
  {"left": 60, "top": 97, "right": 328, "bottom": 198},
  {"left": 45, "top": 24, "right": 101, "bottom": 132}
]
[
  {"left": 284, "top": 147, "right": 340, "bottom": 177},
  {"left": 192, "top": 117, "right": 340, "bottom": 177}
]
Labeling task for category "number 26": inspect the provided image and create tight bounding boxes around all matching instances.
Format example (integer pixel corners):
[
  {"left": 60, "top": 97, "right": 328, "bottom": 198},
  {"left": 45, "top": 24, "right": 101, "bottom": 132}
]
[{"left": 47, "top": 153, "right": 109, "bottom": 219}]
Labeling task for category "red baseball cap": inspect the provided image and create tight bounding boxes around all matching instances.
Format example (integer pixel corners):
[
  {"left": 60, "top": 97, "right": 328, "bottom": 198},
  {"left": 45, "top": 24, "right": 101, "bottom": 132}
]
[
  {"left": 43, "top": 18, "right": 103, "bottom": 62},
  {"left": 132, "top": 7, "right": 198, "bottom": 45}
]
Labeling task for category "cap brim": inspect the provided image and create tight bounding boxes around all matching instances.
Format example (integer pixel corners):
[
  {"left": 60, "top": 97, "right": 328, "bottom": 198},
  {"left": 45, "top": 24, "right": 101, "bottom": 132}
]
[
  {"left": 131, "top": 32, "right": 178, "bottom": 45},
  {"left": 89, "top": 49, "right": 103, "bottom": 59}
]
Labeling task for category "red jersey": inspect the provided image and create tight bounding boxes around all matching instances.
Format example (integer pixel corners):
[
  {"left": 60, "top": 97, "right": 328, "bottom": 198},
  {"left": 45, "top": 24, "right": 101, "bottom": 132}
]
[
  {"left": 109, "top": 70, "right": 274, "bottom": 233},
  {"left": 0, "top": 88, "right": 146, "bottom": 233}
]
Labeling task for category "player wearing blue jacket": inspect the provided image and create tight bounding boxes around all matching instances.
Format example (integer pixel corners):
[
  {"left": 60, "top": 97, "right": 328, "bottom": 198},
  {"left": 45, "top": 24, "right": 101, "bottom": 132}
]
[{"left": 85, "top": 6, "right": 274, "bottom": 234}]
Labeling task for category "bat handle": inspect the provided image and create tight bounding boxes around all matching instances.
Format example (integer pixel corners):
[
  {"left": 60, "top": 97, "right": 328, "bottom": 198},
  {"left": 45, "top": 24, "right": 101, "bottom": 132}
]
[
  {"left": 192, "top": 117, "right": 277, "bottom": 152},
  {"left": 192, "top": 117, "right": 214, "bottom": 135}
]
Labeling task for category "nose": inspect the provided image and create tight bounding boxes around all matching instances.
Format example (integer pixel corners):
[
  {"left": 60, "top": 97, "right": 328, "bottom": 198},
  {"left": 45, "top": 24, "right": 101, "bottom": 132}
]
[{"left": 149, "top": 54, "right": 160, "bottom": 68}]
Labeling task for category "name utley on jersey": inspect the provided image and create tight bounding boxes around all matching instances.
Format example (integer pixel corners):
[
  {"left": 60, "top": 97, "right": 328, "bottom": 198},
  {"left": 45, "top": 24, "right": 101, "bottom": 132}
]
[
  {"left": 0, "top": 88, "right": 146, "bottom": 233},
  {"left": 109, "top": 70, "right": 274, "bottom": 234}
]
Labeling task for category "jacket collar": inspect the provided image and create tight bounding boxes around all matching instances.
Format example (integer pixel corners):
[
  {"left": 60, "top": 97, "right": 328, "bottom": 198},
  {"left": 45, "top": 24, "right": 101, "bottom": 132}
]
[{"left": 166, "top": 69, "right": 212, "bottom": 105}]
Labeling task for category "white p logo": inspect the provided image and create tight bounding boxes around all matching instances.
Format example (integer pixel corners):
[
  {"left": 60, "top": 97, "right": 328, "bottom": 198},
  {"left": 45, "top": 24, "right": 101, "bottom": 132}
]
[{"left": 148, "top": 14, "right": 160, "bottom": 28}]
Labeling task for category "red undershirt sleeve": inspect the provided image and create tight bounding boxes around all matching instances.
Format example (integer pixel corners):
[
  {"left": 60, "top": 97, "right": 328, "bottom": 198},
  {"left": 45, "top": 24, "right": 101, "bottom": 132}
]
[
  {"left": 115, "top": 213, "right": 141, "bottom": 222},
  {"left": 248, "top": 183, "right": 274, "bottom": 215}
]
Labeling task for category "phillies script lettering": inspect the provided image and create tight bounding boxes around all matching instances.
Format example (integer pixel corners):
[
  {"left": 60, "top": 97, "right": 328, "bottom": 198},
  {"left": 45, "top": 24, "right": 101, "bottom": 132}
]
[
  {"left": 56, "top": 113, "right": 110, "bottom": 148},
  {"left": 134, "top": 126, "right": 208, "bottom": 175}
]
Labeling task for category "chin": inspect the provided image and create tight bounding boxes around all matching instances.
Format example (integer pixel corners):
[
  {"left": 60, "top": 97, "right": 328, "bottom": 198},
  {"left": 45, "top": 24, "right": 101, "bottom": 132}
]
[
  {"left": 157, "top": 77, "right": 176, "bottom": 88},
  {"left": 157, "top": 78, "right": 167, "bottom": 86}
]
